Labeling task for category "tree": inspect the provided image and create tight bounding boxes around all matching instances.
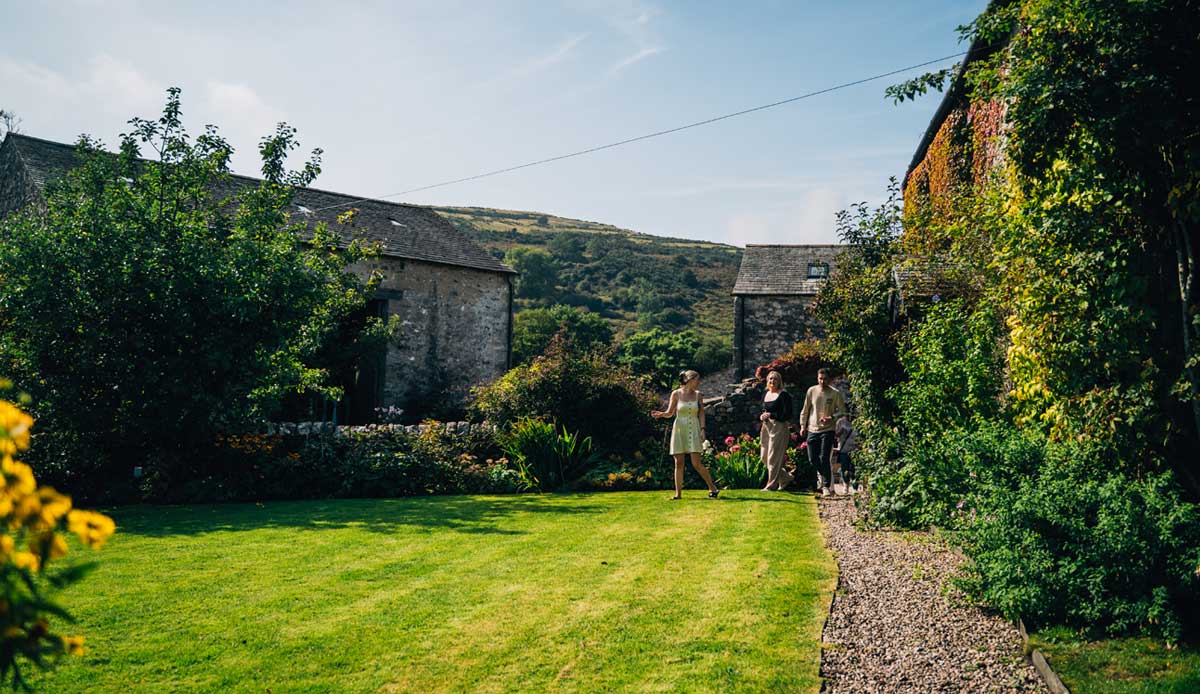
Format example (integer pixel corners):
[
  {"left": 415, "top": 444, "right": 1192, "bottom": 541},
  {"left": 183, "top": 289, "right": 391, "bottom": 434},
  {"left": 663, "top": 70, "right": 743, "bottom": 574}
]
[
  {"left": 511, "top": 305, "right": 613, "bottom": 364},
  {"left": 505, "top": 247, "right": 560, "bottom": 300},
  {"left": 0, "top": 89, "right": 386, "bottom": 500},
  {"left": 547, "top": 233, "right": 585, "bottom": 262},
  {"left": 0, "top": 109, "right": 19, "bottom": 140},
  {"left": 616, "top": 328, "right": 701, "bottom": 391}
]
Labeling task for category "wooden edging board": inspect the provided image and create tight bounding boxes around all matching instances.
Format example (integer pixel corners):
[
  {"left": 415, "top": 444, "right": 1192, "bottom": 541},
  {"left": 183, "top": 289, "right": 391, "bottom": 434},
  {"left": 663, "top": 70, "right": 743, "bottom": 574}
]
[{"left": 1017, "top": 618, "right": 1070, "bottom": 694}]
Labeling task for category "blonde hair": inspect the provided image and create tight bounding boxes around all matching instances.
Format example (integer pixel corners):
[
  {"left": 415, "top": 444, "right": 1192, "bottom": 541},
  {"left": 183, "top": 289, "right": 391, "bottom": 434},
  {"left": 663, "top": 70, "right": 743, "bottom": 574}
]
[
  {"left": 766, "top": 370, "right": 783, "bottom": 383},
  {"left": 678, "top": 370, "right": 700, "bottom": 386}
]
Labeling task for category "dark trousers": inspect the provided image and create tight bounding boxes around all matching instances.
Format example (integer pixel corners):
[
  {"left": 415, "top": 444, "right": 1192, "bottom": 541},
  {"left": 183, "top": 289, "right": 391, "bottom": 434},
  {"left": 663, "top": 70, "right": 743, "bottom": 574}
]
[
  {"left": 806, "top": 431, "right": 835, "bottom": 488},
  {"left": 838, "top": 451, "right": 855, "bottom": 485}
]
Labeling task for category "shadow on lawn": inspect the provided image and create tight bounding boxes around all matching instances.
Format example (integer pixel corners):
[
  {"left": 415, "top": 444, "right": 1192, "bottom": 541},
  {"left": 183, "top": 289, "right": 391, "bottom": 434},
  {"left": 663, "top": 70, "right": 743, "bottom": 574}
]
[{"left": 110, "top": 495, "right": 606, "bottom": 538}]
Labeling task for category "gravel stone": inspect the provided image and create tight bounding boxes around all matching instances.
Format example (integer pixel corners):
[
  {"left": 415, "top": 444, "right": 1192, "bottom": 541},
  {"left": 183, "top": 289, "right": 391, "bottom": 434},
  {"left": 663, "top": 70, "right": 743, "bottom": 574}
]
[{"left": 819, "top": 495, "right": 1045, "bottom": 693}]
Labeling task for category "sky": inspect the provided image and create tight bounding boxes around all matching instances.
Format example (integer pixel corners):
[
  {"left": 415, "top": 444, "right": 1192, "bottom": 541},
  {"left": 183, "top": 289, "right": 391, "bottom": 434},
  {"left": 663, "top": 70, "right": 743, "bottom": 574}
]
[{"left": 1, "top": 0, "right": 988, "bottom": 246}]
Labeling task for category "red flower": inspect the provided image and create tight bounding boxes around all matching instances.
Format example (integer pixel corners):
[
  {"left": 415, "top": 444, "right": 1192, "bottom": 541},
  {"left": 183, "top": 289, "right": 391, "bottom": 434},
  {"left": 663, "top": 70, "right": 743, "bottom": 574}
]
[
  {"left": 724, "top": 436, "right": 736, "bottom": 446},
  {"left": 799, "top": 441, "right": 808, "bottom": 450}
]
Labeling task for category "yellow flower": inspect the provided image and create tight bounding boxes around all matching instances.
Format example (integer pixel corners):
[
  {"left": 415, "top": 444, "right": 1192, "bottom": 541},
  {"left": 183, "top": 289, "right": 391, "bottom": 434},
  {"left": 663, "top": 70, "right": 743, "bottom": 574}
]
[
  {"left": 67, "top": 510, "right": 116, "bottom": 549},
  {"left": 12, "top": 551, "right": 39, "bottom": 572},
  {"left": 0, "top": 401, "right": 33, "bottom": 455},
  {"left": 2, "top": 457, "right": 36, "bottom": 497},
  {"left": 30, "top": 531, "right": 69, "bottom": 562},
  {"left": 33, "top": 487, "right": 72, "bottom": 529},
  {"left": 62, "top": 635, "right": 86, "bottom": 656}
]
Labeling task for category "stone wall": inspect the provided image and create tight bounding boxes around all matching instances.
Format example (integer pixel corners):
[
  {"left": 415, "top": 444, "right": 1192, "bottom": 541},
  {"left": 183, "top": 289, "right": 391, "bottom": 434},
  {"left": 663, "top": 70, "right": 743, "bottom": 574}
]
[
  {"left": 349, "top": 256, "right": 512, "bottom": 414},
  {"left": 735, "top": 294, "right": 823, "bottom": 378},
  {"left": 265, "top": 420, "right": 493, "bottom": 438},
  {"left": 702, "top": 378, "right": 812, "bottom": 442}
]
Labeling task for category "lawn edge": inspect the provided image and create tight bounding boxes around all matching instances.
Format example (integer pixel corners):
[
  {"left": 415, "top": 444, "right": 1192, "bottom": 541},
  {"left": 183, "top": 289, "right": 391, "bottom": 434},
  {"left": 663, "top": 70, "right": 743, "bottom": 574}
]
[
  {"left": 1016, "top": 619, "right": 1070, "bottom": 693},
  {"left": 815, "top": 494, "right": 841, "bottom": 694}
]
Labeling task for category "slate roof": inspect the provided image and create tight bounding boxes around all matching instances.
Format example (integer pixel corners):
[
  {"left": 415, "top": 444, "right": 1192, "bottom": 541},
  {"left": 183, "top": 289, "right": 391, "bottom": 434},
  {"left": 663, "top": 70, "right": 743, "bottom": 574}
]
[
  {"left": 732, "top": 244, "right": 842, "bottom": 296},
  {"left": 1, "top": 134, "right": 514, "bottom": 274}
]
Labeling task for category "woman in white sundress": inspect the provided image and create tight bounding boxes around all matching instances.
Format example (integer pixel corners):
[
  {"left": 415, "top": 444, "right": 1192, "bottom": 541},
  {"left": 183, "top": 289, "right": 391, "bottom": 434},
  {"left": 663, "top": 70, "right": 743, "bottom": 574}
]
[{"left": 652, "top": 370, "right": 721, "bottom": 500}]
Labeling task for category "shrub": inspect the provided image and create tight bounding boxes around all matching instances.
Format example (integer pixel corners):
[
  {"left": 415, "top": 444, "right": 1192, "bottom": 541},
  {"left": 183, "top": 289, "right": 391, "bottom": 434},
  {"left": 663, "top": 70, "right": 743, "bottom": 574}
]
[
  {"left": 754, "top": 338, "right": 833, "bottom": 388},
  {"left": 703, "top": 434, "right": 765, "bottom": 489},
  {"left": 0, "top": 393, "right": 115, "bottom": 688},
  {"left": 865, "top": 421, "right": 1042, "bottom": 529},
  {"left": 472, "top": 336, "right": 657, "bottom": 454},
  {"left": 960, "top": 440, "right": 1200, "bottom": 643},
  {"left": 499, "top": 418, "right": 601, "bottom": 492}
]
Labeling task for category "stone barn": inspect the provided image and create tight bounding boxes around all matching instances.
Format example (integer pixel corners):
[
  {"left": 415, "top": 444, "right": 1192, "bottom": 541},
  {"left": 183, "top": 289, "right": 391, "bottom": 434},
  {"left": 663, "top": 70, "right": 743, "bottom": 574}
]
[
  {"left": 731, "top": 244, "right": 839, "bottom": 380},
  {"left": 0, "top": 133, "right": 515, "bottom": 422}
]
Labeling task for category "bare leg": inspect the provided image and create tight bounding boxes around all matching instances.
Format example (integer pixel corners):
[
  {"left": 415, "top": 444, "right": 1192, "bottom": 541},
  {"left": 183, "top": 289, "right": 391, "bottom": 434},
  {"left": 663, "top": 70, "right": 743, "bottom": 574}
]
[
  {"left": 689, "top": 452, "right": 718, "bottom": 492},
  {"left": 672, "top": 454, "right": 685, "bottom": 499}
]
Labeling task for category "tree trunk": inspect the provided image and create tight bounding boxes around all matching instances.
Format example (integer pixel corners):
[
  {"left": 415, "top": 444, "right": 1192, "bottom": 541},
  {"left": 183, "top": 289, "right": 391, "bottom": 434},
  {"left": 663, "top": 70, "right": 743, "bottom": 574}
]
[{"left": 1173, "top": 216, "right": 1200, "bottom": 494}]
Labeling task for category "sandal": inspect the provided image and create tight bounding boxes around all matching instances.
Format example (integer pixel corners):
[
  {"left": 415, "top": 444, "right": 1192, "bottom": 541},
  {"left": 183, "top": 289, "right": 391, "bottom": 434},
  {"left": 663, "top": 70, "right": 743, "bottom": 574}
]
[
  {"left": 670, "top": 494, "right": 682, "bottom": 500},
  {"left": 708, "top": 488, "right": 721, "bottom": 499}
]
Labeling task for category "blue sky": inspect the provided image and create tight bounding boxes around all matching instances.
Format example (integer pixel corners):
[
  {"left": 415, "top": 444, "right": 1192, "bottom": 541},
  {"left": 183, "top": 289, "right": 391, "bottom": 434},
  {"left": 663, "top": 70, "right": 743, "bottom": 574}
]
[{"left": 1, "top": 0, "right": 987, "bottom": 245}]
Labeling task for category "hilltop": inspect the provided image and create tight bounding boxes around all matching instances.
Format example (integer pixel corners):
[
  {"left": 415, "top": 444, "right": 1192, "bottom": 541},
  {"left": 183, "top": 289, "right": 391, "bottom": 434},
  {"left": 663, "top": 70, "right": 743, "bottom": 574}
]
[{"left": 432, "top": 206, "right": 742, "bottom": 342}]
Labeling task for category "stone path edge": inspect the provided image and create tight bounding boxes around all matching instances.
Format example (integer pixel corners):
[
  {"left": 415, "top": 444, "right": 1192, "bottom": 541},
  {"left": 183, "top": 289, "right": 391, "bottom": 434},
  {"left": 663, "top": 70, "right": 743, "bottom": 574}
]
[
  {"left": 1016, "top": 618, "right": 1070, "bottom": 694},
  {"left": 816, "top": 522, "right": 840, "bottom": 694}
]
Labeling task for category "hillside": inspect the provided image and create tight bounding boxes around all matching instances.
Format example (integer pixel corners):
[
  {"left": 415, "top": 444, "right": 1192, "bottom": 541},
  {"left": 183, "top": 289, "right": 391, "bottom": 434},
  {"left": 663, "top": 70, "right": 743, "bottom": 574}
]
[{"left": 433, "top": 206, "right": 742, "bottom": 341}]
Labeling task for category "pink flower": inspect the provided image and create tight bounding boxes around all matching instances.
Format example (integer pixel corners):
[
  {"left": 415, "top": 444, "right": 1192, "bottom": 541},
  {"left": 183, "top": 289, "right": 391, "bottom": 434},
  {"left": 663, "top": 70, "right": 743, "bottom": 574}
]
[
  {"left": 799, "top": 441, "right": 808, "bottom": 450},
  {"left": 740, "top": 433, "right": 753, "bottom": 442},
  {"left": 790, "top": 433, "right": 799, "bottom": 442},
  {"left": 724, "top": 436, "right": 736, "bottom": 446},
  {"left": 730, "top": 445, "right": 742, "bottom": 453}
]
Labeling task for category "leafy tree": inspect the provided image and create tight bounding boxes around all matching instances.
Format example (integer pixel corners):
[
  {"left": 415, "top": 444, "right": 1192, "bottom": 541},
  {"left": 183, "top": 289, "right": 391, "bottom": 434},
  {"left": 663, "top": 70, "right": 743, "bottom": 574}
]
[
  {"left": 616, "top": 328, "right": 701, "bottom": 391},
  {"left": 0, "top": 109, "right": 19, "bottom": 140},
  {"left": 693, "top": 334, "right": 732, "bottom": 374},
  {"left": 547, "top": 233, "right": 585, "bottom": 262},
  {"left": 504, "top": 247, "right": 559, "bottom": 300},
  {"left": 0, "top": 89, "right": 386, "bottom": 501},
  {"left": 511, "top": 305, "right": 613, "bottom": 364}
]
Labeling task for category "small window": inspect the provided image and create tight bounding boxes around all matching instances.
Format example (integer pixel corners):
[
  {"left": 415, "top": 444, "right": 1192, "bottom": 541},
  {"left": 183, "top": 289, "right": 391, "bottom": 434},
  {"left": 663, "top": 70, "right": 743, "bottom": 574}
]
[{"left": 807, "top": 263, "right": 829, "bottom": 279}]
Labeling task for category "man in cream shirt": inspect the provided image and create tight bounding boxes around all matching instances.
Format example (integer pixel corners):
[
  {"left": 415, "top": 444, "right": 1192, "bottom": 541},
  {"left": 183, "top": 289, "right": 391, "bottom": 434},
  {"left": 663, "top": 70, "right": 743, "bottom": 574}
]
[{"left": 799, "top": 367, "right": 847, "bottom": 496}]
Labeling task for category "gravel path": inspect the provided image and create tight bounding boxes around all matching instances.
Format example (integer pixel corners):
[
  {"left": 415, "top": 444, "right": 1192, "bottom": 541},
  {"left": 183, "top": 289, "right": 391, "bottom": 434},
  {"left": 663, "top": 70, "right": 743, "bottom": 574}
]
[{"left": 819, "top": 494, "right": 1045, "bottom": 693}]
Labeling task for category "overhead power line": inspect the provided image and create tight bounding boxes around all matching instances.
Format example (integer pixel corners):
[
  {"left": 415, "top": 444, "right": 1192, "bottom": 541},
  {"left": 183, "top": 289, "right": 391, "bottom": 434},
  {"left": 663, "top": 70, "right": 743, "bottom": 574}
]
[{"left": 314, "top": 51, "right": 967, "bottom": 213}]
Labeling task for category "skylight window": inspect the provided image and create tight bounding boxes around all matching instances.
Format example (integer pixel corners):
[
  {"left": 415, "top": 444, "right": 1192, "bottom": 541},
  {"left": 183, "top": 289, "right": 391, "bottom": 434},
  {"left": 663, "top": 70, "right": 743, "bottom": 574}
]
[{"left": 807, "top": 263, "right": 829, "bottom": 279}]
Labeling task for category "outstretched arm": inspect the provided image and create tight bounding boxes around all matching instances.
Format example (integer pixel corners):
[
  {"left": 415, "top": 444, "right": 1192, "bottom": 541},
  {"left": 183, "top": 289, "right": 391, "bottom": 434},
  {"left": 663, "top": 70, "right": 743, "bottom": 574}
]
[{"left": 652, "top": 390, "right": 679, "bottom": 419}]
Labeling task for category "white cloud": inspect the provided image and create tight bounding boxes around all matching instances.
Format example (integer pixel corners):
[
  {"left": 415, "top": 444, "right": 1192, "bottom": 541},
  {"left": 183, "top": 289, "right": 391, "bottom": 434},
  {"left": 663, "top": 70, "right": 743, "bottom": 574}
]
[
  {"left": 85, "top": 54, "right": 162, "bottom": 111},
  {"left": 205, "top": 81, "right": 282, "bottom": 134},
  {"left": 720, "top": 187, "right": 847, "bottom": 247}
]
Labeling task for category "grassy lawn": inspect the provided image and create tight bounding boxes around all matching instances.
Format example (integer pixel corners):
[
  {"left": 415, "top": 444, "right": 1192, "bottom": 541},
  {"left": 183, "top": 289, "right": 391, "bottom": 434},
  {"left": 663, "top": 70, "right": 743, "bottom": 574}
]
[
  {"left": 32, "top": 491, "right": 835, "bottom": 693},
  {"left": 1030, "top": 627, "right": 1200, "bottom": 693}
]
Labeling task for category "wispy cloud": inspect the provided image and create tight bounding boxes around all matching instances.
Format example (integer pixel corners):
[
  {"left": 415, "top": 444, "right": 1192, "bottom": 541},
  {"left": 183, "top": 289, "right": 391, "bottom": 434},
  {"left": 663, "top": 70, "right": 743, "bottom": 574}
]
[
  {"left": 607, "top": 46, "right": 664, "bottom": 76},
  {"left": 474, "top": 33, "right": 588, "bottom": 91}
]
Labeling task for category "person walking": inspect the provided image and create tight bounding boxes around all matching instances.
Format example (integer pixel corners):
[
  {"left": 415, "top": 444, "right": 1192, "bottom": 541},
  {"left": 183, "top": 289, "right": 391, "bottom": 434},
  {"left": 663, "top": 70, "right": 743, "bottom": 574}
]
[
  {"left": 799, "top": 367, "right": 847, "bottom": 496},
  {"left": 759, "top": 370, "right": 794, "bottom": 491},
  {"left": 833, "top": 414, "right": 858, "bottom": 493},
  {"left": 652, "top": 370, "right": 721, "bottom": 500}
]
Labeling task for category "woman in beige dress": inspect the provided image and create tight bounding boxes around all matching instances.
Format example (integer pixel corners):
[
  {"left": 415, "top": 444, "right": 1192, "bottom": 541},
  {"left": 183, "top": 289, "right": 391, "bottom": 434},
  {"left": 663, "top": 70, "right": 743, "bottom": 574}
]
[
  {"left": 652, "top": 370, "right": 721, "bottom": 500},
  {"left": 759, "top": 370, "right": 795, "bottom": 491}
]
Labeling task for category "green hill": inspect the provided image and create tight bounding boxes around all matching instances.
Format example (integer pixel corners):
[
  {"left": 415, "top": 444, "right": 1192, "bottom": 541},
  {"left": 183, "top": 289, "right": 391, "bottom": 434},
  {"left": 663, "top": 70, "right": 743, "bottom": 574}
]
[{"left": 433, "top": 206, "right": 742, "bottom": 341}]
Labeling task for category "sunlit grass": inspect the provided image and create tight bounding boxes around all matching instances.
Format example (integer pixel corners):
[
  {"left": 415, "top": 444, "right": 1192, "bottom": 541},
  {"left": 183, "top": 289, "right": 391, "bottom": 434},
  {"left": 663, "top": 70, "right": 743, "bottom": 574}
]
[
  {"left": 35, "top": 491, "right": 834, "bottom": 693},
  {"left": 1031, "top": 627, "right": 1200, "bottom": 693}
]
